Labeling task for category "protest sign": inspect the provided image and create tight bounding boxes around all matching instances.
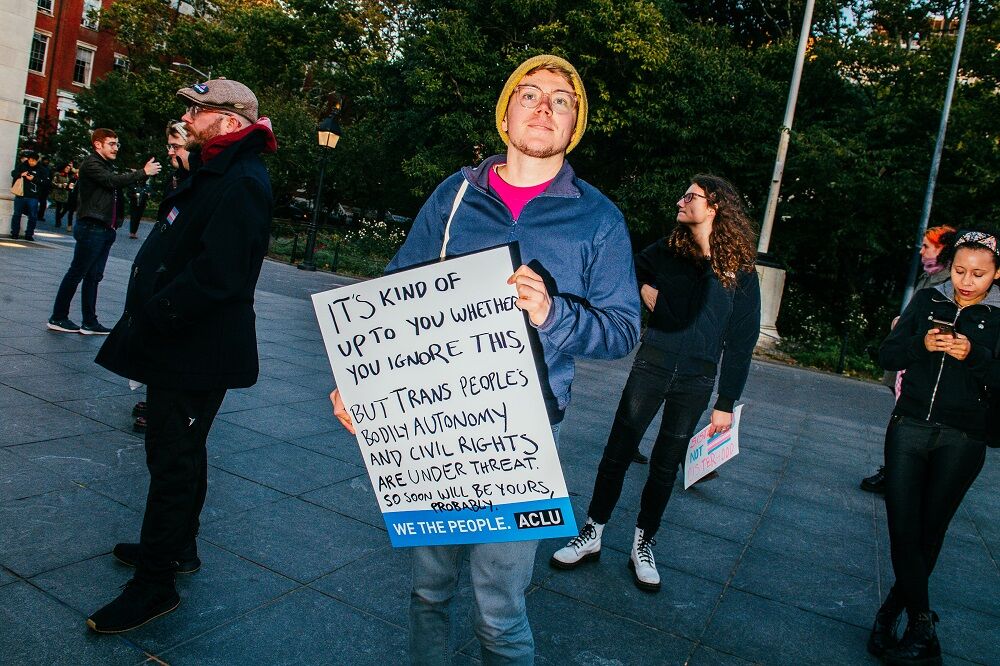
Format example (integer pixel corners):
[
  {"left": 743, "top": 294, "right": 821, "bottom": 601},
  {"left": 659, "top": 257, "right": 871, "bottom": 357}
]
[
  {"left": 684, "top": 404, "right": 744, "bottom": 489},
  {"left": 312, "top": 246, "right": 577, "bottom": 547}
]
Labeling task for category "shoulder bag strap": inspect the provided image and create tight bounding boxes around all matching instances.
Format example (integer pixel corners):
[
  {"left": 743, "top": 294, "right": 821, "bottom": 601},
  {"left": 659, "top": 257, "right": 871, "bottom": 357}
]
[{"left": 440, "top": 179, "right": 469, "bottom": 262}]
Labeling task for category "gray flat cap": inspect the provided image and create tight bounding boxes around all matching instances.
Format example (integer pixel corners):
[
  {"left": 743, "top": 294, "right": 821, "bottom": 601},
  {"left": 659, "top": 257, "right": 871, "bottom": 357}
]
[{"left": 176, "top": 78, "right": 259, "bottom": 123}]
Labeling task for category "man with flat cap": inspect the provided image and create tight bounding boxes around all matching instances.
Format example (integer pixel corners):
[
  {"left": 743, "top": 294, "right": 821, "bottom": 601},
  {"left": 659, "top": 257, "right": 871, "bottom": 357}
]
[
  {"left": 331, "top": 55, "right": 640, "bottom": 664},
  {"left": 88, "top": 79, "right": 277, "bottom": 633}
]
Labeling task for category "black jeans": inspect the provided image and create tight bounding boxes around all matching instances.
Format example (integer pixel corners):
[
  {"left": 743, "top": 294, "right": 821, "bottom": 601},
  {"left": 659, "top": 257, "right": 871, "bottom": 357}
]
[
  {"left": 137, "top": 386, "right": 226, "bottom": 584},
  {"left": 588, "top": 348, "right": 715, "bottom": 537},
  {"left": 129, "top": 191, "right": 148, "bottom": 235},
  {"left": 884, "top": 415, "right": 986, "bottom": 615},
  {"left": 51, "top": 221, "right": 116, "bottom": 326}
]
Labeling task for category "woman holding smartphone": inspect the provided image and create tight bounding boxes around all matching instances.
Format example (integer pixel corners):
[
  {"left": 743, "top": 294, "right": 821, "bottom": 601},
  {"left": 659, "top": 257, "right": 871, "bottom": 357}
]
[
  {"left": 871, "top": 230, "right": 1000, "bottom": 665},
  {"left": 549, "top": 174, "right": 760, "bottom": 592}
]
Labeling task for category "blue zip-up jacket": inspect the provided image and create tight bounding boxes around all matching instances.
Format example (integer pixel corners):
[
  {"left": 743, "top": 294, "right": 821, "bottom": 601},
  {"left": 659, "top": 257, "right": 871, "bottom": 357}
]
[{"left": 387, "top": 155, "right": 642, "bottom": 423}]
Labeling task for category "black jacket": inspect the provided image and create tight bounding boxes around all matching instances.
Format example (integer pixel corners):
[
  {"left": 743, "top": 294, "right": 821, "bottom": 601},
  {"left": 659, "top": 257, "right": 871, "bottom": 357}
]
[
  {"left": 11, "top": 164, "right": 42, "bottom": 198},
  {"left": 76, "top": 152, "right": 146, "bottom": 226},
  {"left": 636, "top": 239, "right": 761, "bottom": 411},
  {"left": 96, "top": 127, "right": 275, "bottom": 390},
  {"left": 879, "top": 283, "right": 1000, "bottom": 439}
]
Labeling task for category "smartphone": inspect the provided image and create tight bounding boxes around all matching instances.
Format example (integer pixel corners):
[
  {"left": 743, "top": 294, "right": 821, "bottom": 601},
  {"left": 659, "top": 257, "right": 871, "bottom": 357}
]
[{"left": 929, "top": 318, "right": 956, "bottom": 337}]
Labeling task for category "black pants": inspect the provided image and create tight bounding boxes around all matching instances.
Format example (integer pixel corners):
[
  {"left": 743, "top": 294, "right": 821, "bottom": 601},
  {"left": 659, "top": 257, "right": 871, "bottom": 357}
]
[
  {"left": 54, "top": 202, "right": 73, "bottom": 226},
  {"left": 129, "top": 191, "right": 148, "bottom": 235},
  {"left": 137, "top": 386, "right": 226, "bottom": 584},
  {"left": 884, "top": 415, "right": 986, "bottom": 615},
  {"left": 587, "top": 348, "right": 714, "bottom": 537}
]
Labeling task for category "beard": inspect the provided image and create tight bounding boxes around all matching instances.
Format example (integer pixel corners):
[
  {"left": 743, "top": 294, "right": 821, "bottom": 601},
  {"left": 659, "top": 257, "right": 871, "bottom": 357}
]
[
  {"left": 185, "top": 116, "right": 225, "bottom": 150},
  {"left": 508, "top": 134, "right": 565, "bottom": 159}
]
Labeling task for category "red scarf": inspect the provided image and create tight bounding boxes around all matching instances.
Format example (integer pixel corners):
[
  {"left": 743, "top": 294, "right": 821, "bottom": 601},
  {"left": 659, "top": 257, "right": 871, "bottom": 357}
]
[{"left": 201, "top": 117, "right": 278, "bottom": 163}]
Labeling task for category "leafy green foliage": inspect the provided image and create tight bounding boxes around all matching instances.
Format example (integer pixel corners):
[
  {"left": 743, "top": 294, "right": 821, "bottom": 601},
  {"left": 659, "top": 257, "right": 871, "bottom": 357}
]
[{"left": 51, "top": 0, "right": 1000, "bottom": 375}]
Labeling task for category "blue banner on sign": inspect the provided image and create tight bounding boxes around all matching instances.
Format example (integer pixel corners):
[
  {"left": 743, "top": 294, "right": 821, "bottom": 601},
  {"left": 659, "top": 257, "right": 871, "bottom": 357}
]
[{"left": 383, "top": 497, "right": 577, "bottom": 547}]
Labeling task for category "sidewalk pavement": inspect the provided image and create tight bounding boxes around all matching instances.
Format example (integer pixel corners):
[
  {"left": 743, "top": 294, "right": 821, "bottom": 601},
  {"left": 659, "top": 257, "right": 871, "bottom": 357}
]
[{"left": 1, "top": 215, "right": 997, "bottom": 665}]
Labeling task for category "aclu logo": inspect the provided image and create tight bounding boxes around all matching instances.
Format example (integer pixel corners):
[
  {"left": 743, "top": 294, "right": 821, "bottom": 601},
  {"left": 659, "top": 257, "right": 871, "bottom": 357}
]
[{"left": 514, "top": 508, "right": 565, "bottom": 529}]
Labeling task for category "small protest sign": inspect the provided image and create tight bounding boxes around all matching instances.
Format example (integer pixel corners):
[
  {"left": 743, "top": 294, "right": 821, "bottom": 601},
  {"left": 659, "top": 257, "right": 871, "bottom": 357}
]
[
  {"left": 684, "top": 404, "right": 744, "bottom": 489},
  {"left": 311, "top": 246, "right": 578, "bottom": 547}
]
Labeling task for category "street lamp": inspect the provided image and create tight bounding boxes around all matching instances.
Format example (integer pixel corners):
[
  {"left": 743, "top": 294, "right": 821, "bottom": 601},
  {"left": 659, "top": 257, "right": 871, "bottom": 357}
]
[
  {"left": 170, "top": 61, "right": 211, "bottom": 80},
  {"left": 298, "top": 113, "right": 342, "bottom": 271}
]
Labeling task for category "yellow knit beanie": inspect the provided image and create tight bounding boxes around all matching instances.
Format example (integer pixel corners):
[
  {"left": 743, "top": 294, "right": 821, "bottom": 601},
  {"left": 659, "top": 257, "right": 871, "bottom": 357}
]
[{"left": 495, "top": 54, "right": 588, "bottom": 154}]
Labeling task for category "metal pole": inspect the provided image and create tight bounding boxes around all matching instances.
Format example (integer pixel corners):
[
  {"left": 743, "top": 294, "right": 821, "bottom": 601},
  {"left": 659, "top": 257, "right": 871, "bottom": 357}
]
[
  {"left": 298, "top": 152, "right": 327, "bottom": 271},
  {"left": 900, "top": 0, "right": 971, "bottom": 310},
  {"left": 758, "top": 0, "right": 816, "bottom": 255}
]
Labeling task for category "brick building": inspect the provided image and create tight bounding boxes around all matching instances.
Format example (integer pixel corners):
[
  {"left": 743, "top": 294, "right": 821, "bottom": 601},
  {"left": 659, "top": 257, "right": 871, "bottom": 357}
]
[{"left": 22, "top": 0, "right": 125, "bottom": 144}]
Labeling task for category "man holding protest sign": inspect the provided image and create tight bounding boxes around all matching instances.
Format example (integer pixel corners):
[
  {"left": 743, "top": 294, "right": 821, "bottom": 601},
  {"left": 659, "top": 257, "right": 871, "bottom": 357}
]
[{"left": 331, "top": 54, "right": 640, "bottom": 664}]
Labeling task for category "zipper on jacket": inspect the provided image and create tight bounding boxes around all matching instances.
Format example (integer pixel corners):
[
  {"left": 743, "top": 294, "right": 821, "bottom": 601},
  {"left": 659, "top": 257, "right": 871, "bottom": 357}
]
[{"left": 925, "top": 309, "right": 961, "bottom": 421}]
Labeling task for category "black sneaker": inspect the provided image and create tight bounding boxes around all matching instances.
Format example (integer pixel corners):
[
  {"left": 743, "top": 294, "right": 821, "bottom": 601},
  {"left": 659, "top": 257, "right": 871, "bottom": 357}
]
[
  {"left": 47, "top": 317, "right": 81, "bottom": 333},
  {"left": 860, "top": 466, "right": 886, "bottom": 494},
  {"left": 86, "top": 579, "right": 179, "bottom": 633},
  {"left": 23, "top": 235, "right": 34, "bottom": 241},
  {"left": 80, "top": 322, "right": 112, "bottom": 335},
  {"left": 9, "top": 233, "right": 19, "bottom": 240},
  {"left": 112, "top": 542, "right": 201, "bottom": 574},
  {"left": 632, "top": 451, "right": 649, "bottom": 465}
]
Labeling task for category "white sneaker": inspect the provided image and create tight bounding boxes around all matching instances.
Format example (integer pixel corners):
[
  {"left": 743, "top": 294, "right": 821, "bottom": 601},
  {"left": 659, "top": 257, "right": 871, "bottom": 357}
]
[
  {"left": 550, "top": 519, "right": 604, "bottom": 569},
  {"left": 628, "top": 527, "right": 660, "bottom": 592}
]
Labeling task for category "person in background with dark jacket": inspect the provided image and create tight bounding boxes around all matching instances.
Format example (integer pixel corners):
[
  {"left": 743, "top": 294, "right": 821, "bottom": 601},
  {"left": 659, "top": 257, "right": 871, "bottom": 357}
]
[
  {"left": 551, "top": 174, "right": 761, "bottom": 593},
  {"left": 89, "top": 79, "right": 276, "bottom": 634},
  {"left": 127, "top": 179, "right": 151, "bottom": 239},
  {"left": 34, "top": 155, "right": 52, "bottom": 220},
  {"left": 48, "top": 130, "right": 160, "bottom": 334},
  {"left": 65, "top": 163, "right": 79, "bottom": 231},
  {"left": 9, "top": 150, "right": 41, "bottom": 240},
  {"left": 869, "top": 230, "right": 1000, "bottom": 665},
  {"left": 165, "top": 120, "right": 193, "bottom": 194},
  {"left": 862, "top": 224, "right": 958, "bottom": 494},
  {"left": 50, "top": 162, "right": 73, "bottom": 228}
]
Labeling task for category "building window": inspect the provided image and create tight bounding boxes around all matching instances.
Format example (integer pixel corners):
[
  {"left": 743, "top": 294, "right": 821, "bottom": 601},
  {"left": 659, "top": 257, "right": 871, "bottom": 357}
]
[
  {"left": 37, "top": 0, "right": 53, "bottom": 13},
  {"left": 82, "top": 0, "right": 101, "bottom": 30},
  {"left": 114, "top": 53, "right": 129, "bottom": 72},
  {"left": 23, "top": 99, "right": 42, "bottom": 137},
  {"left": 73, "top": 45, "right": 96, "bottom": 86},
  {"left": 29, "top": 33, "right": 48, "bottom": 73}
]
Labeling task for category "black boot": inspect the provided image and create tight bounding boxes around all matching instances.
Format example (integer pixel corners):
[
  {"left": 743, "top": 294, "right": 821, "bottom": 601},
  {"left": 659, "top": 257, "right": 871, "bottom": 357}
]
[
  {"left": 86, "top": 578, "right": 179, "bottom": 633},
  {"left": 867, "top": 590, "right": 904, "bottom": 657},
  {"left": 884, "top": 611, "right": 941, "bottom": 666}
]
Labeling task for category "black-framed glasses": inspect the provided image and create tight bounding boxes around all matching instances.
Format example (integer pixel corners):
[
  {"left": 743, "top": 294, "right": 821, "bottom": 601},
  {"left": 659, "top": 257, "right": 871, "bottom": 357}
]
[
  {"left": 680, "top": 192, "right": 708, "bottom": 204},
  {"left": 513, "top": 85, "right": 577, "bottom": 114}
]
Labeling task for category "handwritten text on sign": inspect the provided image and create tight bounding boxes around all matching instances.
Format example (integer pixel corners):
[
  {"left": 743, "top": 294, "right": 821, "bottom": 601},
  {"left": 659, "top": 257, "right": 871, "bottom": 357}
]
[
  {"left": 684, "top": 404, "right": 744, "bottom": 489},
  {"left": 311, "top": 246, "right": 577, "bottom": 546}
]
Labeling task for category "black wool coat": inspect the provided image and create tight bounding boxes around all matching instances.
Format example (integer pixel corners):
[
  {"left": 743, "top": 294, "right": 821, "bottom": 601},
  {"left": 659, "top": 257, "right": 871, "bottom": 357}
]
[{"left": 96, "top": 129, "right": 274, "bottom": 390}]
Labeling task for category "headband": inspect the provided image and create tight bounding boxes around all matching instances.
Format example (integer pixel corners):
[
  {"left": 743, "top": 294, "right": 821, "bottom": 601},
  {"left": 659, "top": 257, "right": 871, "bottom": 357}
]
[{"left": 955, "top": 230, "right": 999, "bottom": 255}]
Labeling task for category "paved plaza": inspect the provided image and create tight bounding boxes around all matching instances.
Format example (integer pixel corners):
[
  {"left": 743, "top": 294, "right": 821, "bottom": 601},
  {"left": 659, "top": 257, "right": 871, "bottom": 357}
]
[{"left": 1, "top": 215, "right": 997, "bottom": 665}]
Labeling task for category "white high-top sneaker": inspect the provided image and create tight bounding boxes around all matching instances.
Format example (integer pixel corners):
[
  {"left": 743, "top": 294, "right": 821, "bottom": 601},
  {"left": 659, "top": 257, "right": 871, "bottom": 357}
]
[
  {"left": 629, "top": 527, "right": 660, "bottom": 592},
  {"left": 550, "top": 519, "right": 604, "bottom": 569}
]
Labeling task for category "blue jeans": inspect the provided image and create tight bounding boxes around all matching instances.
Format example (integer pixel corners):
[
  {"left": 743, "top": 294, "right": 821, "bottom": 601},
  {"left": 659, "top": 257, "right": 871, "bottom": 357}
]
[
  {"left": 587, "top": 346, "right": 715, "bottom": 536},
  {"left": 409, "top": 424, "right": 560, "bottom": 666},
  {"left": 10, "top": 196, "right": 38, "bottom": 237},
  {"left": 51, "top": 220, "right": 116, "bottom": 326}
]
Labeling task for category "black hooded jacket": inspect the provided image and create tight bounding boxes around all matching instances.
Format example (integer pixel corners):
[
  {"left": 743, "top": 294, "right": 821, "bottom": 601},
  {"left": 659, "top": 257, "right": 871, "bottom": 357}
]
[{"left": 879, "top": 282, "right": 1000, "bottom": 439}]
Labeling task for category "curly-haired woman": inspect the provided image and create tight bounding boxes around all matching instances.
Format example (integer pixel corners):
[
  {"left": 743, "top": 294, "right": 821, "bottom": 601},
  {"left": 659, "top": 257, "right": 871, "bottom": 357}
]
[{"left": 549, "top": 174, "right": 761, "bottom": 591}]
